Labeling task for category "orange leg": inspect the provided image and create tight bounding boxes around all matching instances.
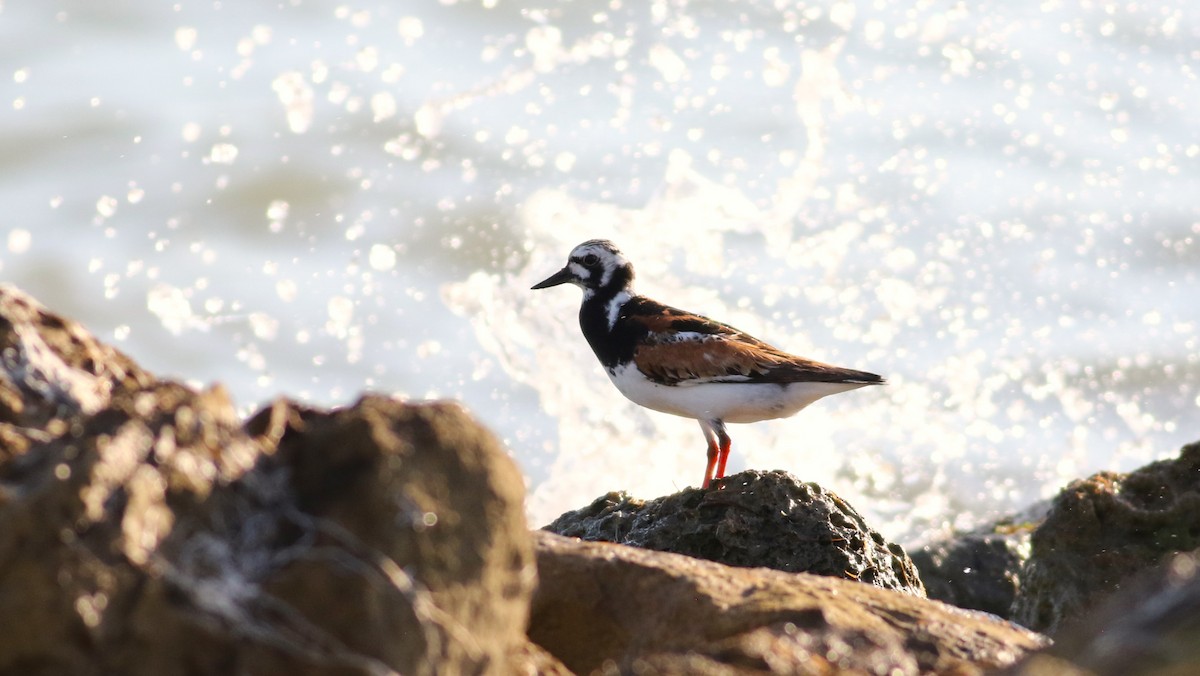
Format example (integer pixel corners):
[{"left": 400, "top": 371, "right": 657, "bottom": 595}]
[
  {"left": 702, "top": 436, "right": 719, "bottom": 488},
  {"left": 698, "top": 420, "right": 728, "bottom": 489},
  {"left": 713, "top": 421, "right": 731, "bottom": 480}
]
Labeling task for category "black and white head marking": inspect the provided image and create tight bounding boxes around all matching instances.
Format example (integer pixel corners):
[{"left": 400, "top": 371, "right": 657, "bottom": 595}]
[
  {"left": 531, "top": 239, "right": 638, "bottom": 333},
  {"left": 531, "top": 239, "right": 635, "bottom": 300},
  {"left": 566, "top": 239, "right": 631, "bottom": 295}
]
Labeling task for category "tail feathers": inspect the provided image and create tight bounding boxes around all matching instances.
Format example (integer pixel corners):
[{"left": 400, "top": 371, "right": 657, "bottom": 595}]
[
  {"left": 776, "top": 363, "right": 885, "bottom": 385},
  {"left": 843, "top": 369, "right": 885, "bottom": 385}
]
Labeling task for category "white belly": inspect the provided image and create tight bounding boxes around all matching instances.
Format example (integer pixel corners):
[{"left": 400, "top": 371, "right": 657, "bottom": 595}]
[{"left": 605, "top": 362, "right": 870, "bottom": 423}]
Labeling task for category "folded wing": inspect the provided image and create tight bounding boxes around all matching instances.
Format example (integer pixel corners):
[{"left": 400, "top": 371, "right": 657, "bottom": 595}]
[{"left": 627, "top": 306, "right": 883, "bottom": 387}]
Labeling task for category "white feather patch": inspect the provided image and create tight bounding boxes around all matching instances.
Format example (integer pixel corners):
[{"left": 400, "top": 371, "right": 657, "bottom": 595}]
[{"left": 605, "top": 291, "right": 631, "bottom": 330}]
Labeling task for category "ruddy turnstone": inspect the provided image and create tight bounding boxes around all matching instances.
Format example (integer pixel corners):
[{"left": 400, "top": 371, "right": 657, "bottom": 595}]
[{"left": 532, "top": 239, "right": 884, "bottom": 489}]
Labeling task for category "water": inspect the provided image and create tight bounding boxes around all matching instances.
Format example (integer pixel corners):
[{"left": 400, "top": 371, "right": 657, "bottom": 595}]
[{"left": 1, "top": 0, "right": 1196, "bottom": 543}]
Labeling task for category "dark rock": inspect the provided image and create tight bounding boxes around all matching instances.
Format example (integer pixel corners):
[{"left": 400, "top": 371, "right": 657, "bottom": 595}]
[
  {"left": 529, "top": 530, "right": 1047, "bottom": 675},
  {"left": 0, "top": 285, "right": 536, "bottom": 676},
  {"left": 1012, "top": 441, "right": 1200, "bottom": 632},
  {"left": 910, "top": 502, "right": 1048, "bottom": 620},
  {"left": 1011, "top": 550, "right": 1200, "bottom": 676},
  {"left": 544, "top": 468, "right": 926, "bottom": 596}
]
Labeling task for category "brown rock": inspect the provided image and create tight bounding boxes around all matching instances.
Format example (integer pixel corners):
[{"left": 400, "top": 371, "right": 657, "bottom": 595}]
[
  {"left": 249, "top": 395, "right": 537, "bottom": 674},
  {"left": 0, "top": 380, "right": 264, "bottom": 675},
  {"left": 545, "top": 469, "right": 926, "bottom": 596},
  {"left": 1012, "top": 441, "right": 1200, "bottom": 632},
  {"left": 0, "top": 285, "right": 537, "bottom": 675},
  {"left": 508, "top": 641, "right": 576, "bottom": 676},
  {"left": 529, "top": 531, "right": 1046, "bottom": 675},
  {"left": 0, "top": 284, "right": 153, "bottom": 439}
]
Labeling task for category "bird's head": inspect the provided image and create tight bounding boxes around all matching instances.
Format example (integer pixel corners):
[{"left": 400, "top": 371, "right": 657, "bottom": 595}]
[{"left": 531, "top": 239, "right": 634, "bottom": 297}]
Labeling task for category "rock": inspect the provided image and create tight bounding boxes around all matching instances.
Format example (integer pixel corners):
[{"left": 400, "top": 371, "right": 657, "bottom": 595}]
[
  {"left": 544, "top": 469, "right": 926, "bottom": 596},
  {"left": 0, "top": 380, "right": 251, "bottom": 675},
  {"left": 0, "top": 285, "right": 536, "bottom": 675},
  {"left": 529, "top": 531, "right": 1047, "bottom": 675},
  {"left": 508, "top": 642, "right": 576, "bottom": 676},
  {"left": 910, "top": 502, "right": 1049, "bottom": 620},
  {"left": 248, "top": 396, "right": 537, "bottom": 674},
  {"left": 0, "top": 284, "right": 154, "bottom": 457},
  {"left": 1011, "top": 550, "right": 1200, "bottom": 676},
  {"left": 912, "top": 531, "right": 1028, "bottom": 620},
  {"left": 1012, "top": 441, "right": 1200, "bottom": 632}
]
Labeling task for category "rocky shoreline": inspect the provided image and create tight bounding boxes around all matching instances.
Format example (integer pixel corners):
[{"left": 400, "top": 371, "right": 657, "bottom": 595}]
[{"left": 1, "top": 283, "right": 1196, "bottom": 675}]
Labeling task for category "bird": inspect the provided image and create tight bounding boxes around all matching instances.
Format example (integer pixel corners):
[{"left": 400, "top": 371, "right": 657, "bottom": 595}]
[{"left": 531, "top": 239, "right": 884, "bottom": 489}]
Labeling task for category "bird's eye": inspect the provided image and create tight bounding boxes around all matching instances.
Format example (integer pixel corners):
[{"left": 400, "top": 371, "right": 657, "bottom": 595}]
[{"left": 582, "top": 254, "right": 599, "bottom": 266}]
